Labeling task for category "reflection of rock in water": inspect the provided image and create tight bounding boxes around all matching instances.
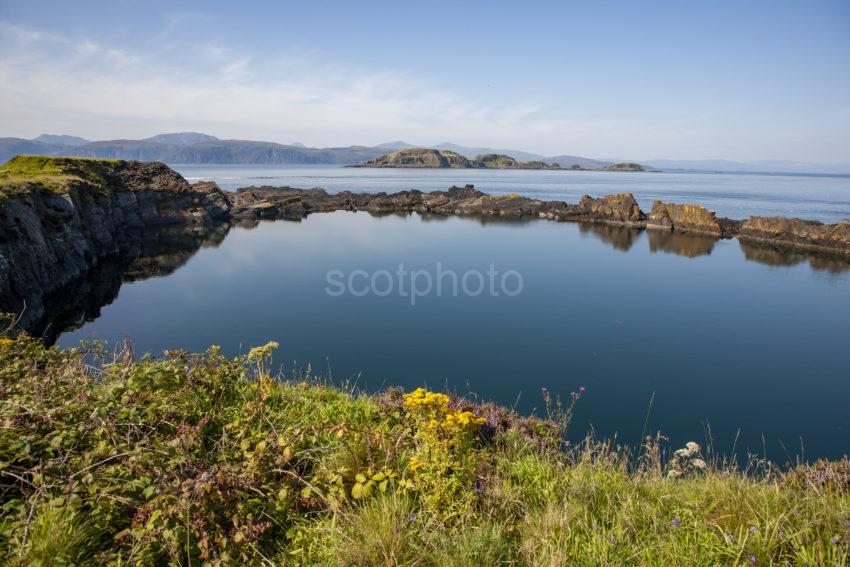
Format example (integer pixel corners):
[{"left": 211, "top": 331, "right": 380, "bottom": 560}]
[
  {"left": 578, "top": 222, "right": 639, "bottom": 252},
  {"left": 647, "top": 229, "right": 718, "bottom": 258},
  {"left": 34, "top": 222, "right": 230, "bottom": 345},
  {"left": 739, "top": 241, "right": 850, "bottom": 274}
]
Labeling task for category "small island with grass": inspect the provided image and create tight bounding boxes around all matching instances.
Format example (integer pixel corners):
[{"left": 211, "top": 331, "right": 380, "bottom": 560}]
[{"left": 350, "top": 148, "right": 645, "bottom": 171}]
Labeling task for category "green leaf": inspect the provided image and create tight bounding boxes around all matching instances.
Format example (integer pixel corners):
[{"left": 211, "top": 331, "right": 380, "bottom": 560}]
[
  {"left": 146, "top": 509, "right": 162, "bottom": 529},
  {"left": 372, "top": 472, "right": 385, "bottom": 482},
  {"left": 300, "top": 486, "right": 311, "bottom": 498},
  {"left": 355, "top": 473, "right": 367, "bottom": 484},
  {"left": 352, "top": 482, "right": 364, "bottom": 499}
]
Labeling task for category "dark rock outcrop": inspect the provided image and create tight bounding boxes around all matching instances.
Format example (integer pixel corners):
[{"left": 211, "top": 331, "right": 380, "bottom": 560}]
[{"left": 0, "top": 157, "right": 231, "bottom": 330}]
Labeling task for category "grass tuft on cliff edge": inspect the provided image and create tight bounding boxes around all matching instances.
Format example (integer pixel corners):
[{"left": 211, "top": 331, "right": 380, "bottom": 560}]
[
  {"left": 0, "top": 155, "right": 122, "bottom": 197},
  {"left": 0, "top": 332, "right": 847, "bottom": 565}
]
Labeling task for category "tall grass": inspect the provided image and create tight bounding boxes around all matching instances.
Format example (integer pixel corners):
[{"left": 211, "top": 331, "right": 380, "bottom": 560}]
[{"left": 0, "top": 334, "right": 847, "bottom": 565}]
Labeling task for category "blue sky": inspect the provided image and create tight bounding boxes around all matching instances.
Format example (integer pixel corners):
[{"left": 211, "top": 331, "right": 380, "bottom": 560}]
[{"left": 1, "top": 0, "right": 848, "bottom": 162}]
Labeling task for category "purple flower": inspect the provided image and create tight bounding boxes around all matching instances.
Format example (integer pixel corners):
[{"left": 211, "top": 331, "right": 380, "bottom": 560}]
[
  {"left": 565, "top": 440, "right": 571, "bottom": 447},
  {"left": 833, "top": 536, "right": 841, "bottom": 544},
  {"left": 750, "top": 526, "right": 758, "bottom": 533},
  {"left": 407, "top": 513, "right": 418, "bottom": 522},
  {"left": 726, "top": 533, "right": 734, "bottom": 542},
  {"left": 672, "top": 518, "right": 680, "bottom": 527},
  {"left": 579, "top": 386, "right": 586, "bottom": 393},
  {"left": 749, "top": 555, "right": 756, "bottom": 564}
]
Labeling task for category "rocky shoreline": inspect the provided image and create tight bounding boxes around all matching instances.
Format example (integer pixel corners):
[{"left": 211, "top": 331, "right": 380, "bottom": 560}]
[
  {"left": 2, "top": 157, "right": 849, "bottom": 336},
  {"left": 228, "top": 183, "right": 850, "bottom": 255}
]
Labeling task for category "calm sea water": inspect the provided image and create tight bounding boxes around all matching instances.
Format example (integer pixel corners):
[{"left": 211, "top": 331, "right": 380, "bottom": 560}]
[
  {"left": 174, "top": 165, "right": 850, "bottom": 223},
  {"left": 57, "top": 211, "right": 850, "bottom": 461}
]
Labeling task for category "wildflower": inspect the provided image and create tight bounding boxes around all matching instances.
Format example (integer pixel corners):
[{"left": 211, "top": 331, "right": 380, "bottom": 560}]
[
  {"left": 832, "top": 536, "right": 840, "bottom": 544},
  {"left": 408, "top": 513, "right": 418, "bottom": 522},
  {"left": 749, "top": 555, "right": 756, "bottom": 564},
  {"left": 726, "top": 533, "right": 734, "bottom": 542},
  {"left": 579, "top": 386, "right": 586, "bottom": 393},
  {"left": 690, "top": 458, "right": 707, "bottom": 469},
  {"left": 667, "top": 469, "right": 682, "bottom": 479},
  {"left": 564, "top": 440, "right": 571, "bottom": 447},
  {"left": 750, "top": 526, "right": 758, "bottom": 533},
  {"left": 672, "top": 518, "right": 680, "bottom": 527},
  {"left": 686, "top": 441, "right": 700, "bottom": 454}
]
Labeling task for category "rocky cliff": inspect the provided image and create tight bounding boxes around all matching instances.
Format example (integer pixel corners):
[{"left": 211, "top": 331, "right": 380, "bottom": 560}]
[{"left": 0, "top": 156, "right": 231, "bottom": 330}]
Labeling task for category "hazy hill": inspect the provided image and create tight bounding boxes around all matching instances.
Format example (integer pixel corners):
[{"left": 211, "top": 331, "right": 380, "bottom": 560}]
[
  {"left": 33, "top": 134, "right": 90, "bottom": 146},
  {"left": 144, "top": 132, "right": 219, "bottom": 145}
]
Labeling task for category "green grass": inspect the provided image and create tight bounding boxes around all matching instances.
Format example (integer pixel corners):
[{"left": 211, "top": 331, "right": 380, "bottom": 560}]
[
  {"left": 0, "top": 333, "right": 847, "bottom": 565},
  {"left": 0, "top": 155, "right": 122, "bottom": 197}
]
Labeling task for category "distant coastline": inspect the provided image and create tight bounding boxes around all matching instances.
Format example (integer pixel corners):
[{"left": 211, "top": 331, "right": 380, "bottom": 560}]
[{"left": 3, "top": 132, "right": 849, "bottom": 174}]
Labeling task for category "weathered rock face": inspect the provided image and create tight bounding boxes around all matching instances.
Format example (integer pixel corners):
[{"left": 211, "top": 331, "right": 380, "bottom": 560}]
[
  {"left": 571, "top": 192, "right": 646, "bottom": 225},
  {"left": 646, "top": 201, "right": 739, "bottom": 236},
  {"left": 739, "top": 216, "right": 850, "bottom": 253},
  {"left": 0, "top": 158, "right": 231, "bottom": 330}
]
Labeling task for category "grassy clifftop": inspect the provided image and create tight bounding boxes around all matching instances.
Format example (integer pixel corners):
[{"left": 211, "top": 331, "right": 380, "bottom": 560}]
[
  {"left": 0, "top": 155, "right": 192, "bottom": 198},
  {"left": 0, "top": 155, "right": 122, "bottom": 196},
  {"left": 0, "top": 334, "right": 847, "bottom": 565}
]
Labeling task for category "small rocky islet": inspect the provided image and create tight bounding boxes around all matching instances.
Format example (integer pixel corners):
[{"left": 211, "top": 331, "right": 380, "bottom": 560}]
[
  {"left": 1, "top": 155, "right": 849, "bottom": 335},
  {"left": 350, "top": 147, "right": 645, "bottom": 171}
]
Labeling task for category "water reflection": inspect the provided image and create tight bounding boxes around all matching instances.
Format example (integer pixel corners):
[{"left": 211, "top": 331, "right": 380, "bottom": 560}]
[
  {"left": 35, "top": 223, "right": 229, "bottom": 344},
  {"left": 647, "top": 229, "right": 717, "bottom": 258},
  {"left": 739, "top": 240, "right": 850, "bottom": 273},
  {"left": 578, "top": 222, "right": 639, "bottom": 252}
]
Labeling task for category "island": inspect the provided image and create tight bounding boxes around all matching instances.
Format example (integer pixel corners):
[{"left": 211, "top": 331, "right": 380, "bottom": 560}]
[{"left": 350, "top": 148, "right": 645, "bottom": 171}]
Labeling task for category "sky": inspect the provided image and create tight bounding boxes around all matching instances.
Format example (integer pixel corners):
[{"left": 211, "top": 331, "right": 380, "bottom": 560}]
[{"left": 1, "top": 0, "right": 849, "bottom": 162}]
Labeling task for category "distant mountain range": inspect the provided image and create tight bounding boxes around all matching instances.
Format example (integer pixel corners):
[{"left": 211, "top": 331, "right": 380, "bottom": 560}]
[{"left": 1, "top": 132, "right": 847, "bottom": 174}]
